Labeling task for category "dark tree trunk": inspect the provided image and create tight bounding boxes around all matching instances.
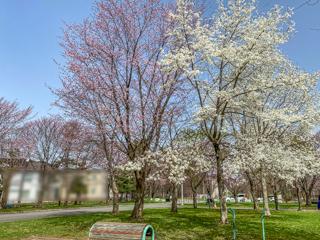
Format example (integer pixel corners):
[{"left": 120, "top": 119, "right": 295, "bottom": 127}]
[
  {"left": 190, "top": 173, "right": 206, "bottom": 209},
  {"left": 131, "top": 172, "right": 145, "bottom": 219},
  {"left": 305, "top": 192, "right": 311, "bottom": 207},
  {"left": 246, "top": 171, "right": 259, "bottom": 211},
  {"left": 307, "top": 176, "right": 318, "bottom": 206},
  {"left": 233, "top": 192, "right": 238, "bottom": 204},
  {"left": 273, "top": 182, "right": 279, "bottom": 211},
  {"left": 274, "top": 191, "right": 279, "bottom": 211},
  {"left": 0, "top": 171, "right": 12, "bottom": 209},
  {"left": 111, "top": 176, "right": 119, "bottom": 215},
  {"left": 171, "top": 184, "right": 178, "bottom": 213},
  {"left": 192, "top": 191, "right": 197, "bottom": 209},
  {"left": 300, "top": 176, "right": 317, "bottom": 207},
  {"left": 105, "top": 181, "right": 111, "bottom": 205}
]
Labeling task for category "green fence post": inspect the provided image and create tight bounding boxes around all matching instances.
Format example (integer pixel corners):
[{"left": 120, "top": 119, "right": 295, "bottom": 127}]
[
  {"left": 228, "top": 208, "right": 237, "bottom": 240},
  {"left": 261, "top": 209, "right": 266, "bottom": 240}
]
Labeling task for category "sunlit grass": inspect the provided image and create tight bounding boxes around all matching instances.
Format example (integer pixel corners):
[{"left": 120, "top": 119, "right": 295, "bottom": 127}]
[{"left": 0, "top": 207, "right": 319, "bottom": 239}]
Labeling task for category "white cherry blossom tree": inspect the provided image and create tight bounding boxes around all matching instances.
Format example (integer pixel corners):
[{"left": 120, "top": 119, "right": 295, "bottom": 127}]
[{"left": 163, "top": 0, "right": 319, "bottom": 222}]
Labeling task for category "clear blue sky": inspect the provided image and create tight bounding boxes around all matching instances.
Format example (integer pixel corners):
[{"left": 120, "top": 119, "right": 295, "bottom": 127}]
[{"left": 0, "top": 0, "right": 319, "bottom": 117}]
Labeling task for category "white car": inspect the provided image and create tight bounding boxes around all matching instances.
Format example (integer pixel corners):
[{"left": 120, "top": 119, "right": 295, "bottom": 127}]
[
  {"left": 257, "top": 197, "right": 263, "bottom": 202},
  {"left": 237, "top": 194, "right": 246, "bottom": 202},
  {"left": 226, "top": 197, "right": 235, "bottom": 203},
  {"left": 268, "top": 196, "right": 275, "bottom": 202}
]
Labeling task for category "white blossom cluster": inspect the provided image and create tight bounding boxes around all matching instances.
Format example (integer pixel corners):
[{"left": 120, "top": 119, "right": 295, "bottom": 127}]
[
  {"left": 152, "top": 142, "right": 211, "bottom": 185},
  {"left": 119, "top": 136, "right": 211, "bottom": 185},
  {"left": 228, "top": 132, "right": 319, "bottom": 184}
]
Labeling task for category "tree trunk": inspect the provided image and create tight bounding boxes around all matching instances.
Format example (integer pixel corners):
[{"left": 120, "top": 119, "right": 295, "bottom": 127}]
[
  {"left": 131, "top": 173, "right": 145, "bottom": 219},
  {"left": 192, "top": 190, "right": 197, "bottom": 209},
  {"left": 246, "top": 171, "right": 259, "bottom": 211},
  {"left": 296, "top": 185, "right": 302, "bottom": 211},
  {"left": 233, "top": 193, "right": 238, "bottom": 204},
  {"left": 105, "top": 181, "right": 110, "bottom": 204},
  {"left": 273, "top": 182, "right": 279, "bottom": 211},
  {"left": 171, "top": 184, "right": 178, "bottom": 213},
  {"left": 274, "top": 191, "right": 279, "bottom": 211},
  {"left": 261, "top": 172, "right": 271, "bottom": 217},
  {"left": 216, "top": 152, "right": 228, "bottom": 224},
  {"left": 0, "top": 171, "right": 11, "bottom": 209},
  {"left": 111, "top": 176, "right": 119, "bottom": 215},
  {"left": 305, "top": 192, "right": 311, "bottom": 207},
  {"left": 307, "top": 176, "right": 317, "bottom": 207},
  {"left": 300, "top": 176, "right": 317, "bottom": 207}
]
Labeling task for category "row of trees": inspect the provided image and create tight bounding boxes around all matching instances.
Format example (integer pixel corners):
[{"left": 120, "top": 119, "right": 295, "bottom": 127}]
[
  {"left": 160, "top": 0, "right": 320, "bottom": 222},
  {"left": 1, "top": 0, "right": 320, "bottom": 225},
  {"left": 0, "top": 100, "right": 99, "bottom": 208}
]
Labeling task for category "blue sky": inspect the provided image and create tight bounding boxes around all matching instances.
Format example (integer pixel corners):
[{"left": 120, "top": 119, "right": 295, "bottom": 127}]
[{"left": 0, "top": 0, "right": 319, "bottom": 117}]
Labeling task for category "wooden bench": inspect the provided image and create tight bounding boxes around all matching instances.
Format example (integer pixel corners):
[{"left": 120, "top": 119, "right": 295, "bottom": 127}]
[{"left": 89, "top": 222, "right": 156, "bottom": 240}]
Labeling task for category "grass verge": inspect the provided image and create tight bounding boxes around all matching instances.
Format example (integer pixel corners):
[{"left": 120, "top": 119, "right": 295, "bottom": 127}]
[{"left": 0, "top": 207, "right": 319, "bottom": 239}]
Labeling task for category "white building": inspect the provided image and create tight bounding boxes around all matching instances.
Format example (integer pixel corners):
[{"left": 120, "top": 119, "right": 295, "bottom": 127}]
[{"left": 7, "top": 171, "right": 40, "bottom": 204}]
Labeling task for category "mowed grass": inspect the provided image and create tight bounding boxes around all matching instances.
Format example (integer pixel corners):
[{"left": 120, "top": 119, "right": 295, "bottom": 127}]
[
  {"left": 0, "top": 201, "right": 107, "bottom": 213},
  {"left": 198, "top": 201, "right": 318, "bottom": 210},
  {"left": 0, "top": 199, "right": 163, "bottom": 214},
  {"left": 0, "top": 207, "right": 320, "bottom": 240}
]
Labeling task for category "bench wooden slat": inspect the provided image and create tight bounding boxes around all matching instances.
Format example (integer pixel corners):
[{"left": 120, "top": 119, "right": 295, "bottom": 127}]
[{"left": 89, "top": 222, "right": 155, "bottom": 240}]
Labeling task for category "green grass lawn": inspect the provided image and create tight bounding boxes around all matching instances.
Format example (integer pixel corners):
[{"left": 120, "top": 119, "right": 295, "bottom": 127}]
[
  {"left": 0, "top": 207, "right": 319, "bottom": 240},
  {"left": 1, "top": 198, "right": 316, "bottom": 214},
  {"left": 0, "top": 201, "right": 107, "bottom": 213},
  {"left": 197, "top": 201, "right": 318, "bottom": 210},
  {"left": 0, "top": 199, "right": 164, "bottom": 213}
]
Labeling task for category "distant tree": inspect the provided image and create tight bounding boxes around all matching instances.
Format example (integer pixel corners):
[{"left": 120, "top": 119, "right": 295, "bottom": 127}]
[
  {"left": 225, "top": 174, "right": 246, "bottom": 204},
  {"left": 24, "top": 117, "right": 63, "bottom": 207},
  {"left": 70, "top": 175, "right": 87, "bottom": 205},
  {"left": 117, "top": 173, "right": 135, "bottom": 202},
  {"left": 0, "top": 98, "right": 32, "bottom": 209}
]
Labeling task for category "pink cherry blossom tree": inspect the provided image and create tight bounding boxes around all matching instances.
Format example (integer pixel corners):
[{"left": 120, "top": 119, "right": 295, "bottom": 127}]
[
  {"left": 0, "top": 97, "right": 32, "bottom": 209},
  {"left": 24, "top": 117, "right": 64, "bottom": 207},
  {"left": 55, "top": 0, "right": 185, "bottom": 219}
]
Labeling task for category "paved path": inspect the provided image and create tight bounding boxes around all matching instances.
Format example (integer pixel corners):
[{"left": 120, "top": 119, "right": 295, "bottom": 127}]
[{"left": 0, "top": 203, "right": 171, "bottom": 223}]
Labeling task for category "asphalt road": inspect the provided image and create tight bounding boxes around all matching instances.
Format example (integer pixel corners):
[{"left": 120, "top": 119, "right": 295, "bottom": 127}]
[{"left": 0, "top": 203, "right": 171, "bottom": 222}]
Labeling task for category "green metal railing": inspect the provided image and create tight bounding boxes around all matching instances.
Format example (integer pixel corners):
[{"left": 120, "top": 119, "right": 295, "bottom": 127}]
[
  {"left": 228, "top": 208, "right": 237, "bottom": 240},
  {"left": 261, "top": 209, "right": 266, "bottom": 240}
]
